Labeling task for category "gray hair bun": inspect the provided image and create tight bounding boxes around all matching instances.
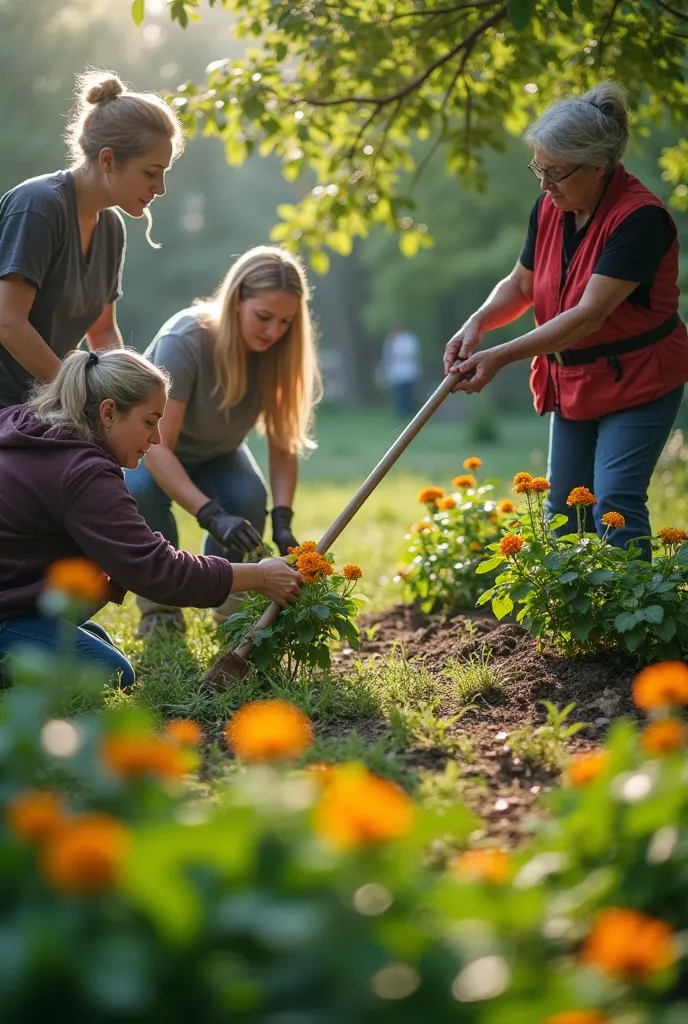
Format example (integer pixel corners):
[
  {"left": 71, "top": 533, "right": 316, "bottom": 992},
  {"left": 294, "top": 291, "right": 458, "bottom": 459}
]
[{"left": 85, "top": 77, "right": 124, "bottom": 106}]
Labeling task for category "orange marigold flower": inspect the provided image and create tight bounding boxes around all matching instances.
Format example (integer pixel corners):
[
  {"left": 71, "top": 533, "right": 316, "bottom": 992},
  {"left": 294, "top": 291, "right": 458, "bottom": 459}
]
[
  {"left": 288, "top": 540, "right": 317, "bottom": 557},
  {"left": 296, "top": 551, "right": 333, "bottom": 583},
  {"left": 566, "top": 487, "right": 597, "bottom": 507},
  {"left": 226, "top": 700, "right": 312, "bottom": 762},
  {"left": 497, "top": 499, "right": 516, "bottom": 514},
  {"left": 164, "top": 719, "right": 203, "bottom": 746},
  {"left": 418, "top": 486, "right": 445, "bottom": 504},
  {"left": 499, "top": 533, "right": 524, "bottom": 556},
  {"left": 632, "top": 662, "right": 688, "bottom": 711},
  {"left": 452, "top": 474, "right": 477, "bottom": 489},
  {"left": 414, "top": 521, "right": 433, "bottom": 532},
  {"left": 343, "top": 564, "right": 363, "bottom": 580},
  {"left": 469, "top": 541, "right": 482, "bottom": 552},
  {"left": 437, "top": 496, "right": 457, "bottom": 510},
  {"left": 451, "top": 848, "right": 511, "bottom": 885},
  {"left": 42, "top": 813, "right": 129, "bottom": 894},
  {"left": 657, "top": 527, "right": 688, "bottom": 547},
  {"left": 529, "top": 476, "right": 551, "bottom": 492},
  {"left": 306, "top": 761, "right": 337, "bottom": 786},
  {"left": 45, "top": 558, "right": 108, "bottom": 603},
  {"left": 565, "top": 750, "right": 608, "bottom": 786},
  {"left": 101, "top": 733, "right": 188, "bottom": 781},
  {"left": 581, "top": 907, "right": 678, "bottom": 980},
  {"left": 5, "top": 790, "right": 67, "bottom": 844},
  {"left": 513, "top": 472, "right": 533, "bottom": 486},
  {"left": 600, "top": 511, "right": 626, "bottom": 530},
  {"left": 463, "top": 457, "right": 482, "bottom": 471},
  {"left": 542, "top": 1013, "right": 610, "bottom": 1024},
  {"left": 314, "top": 764, "right": 414, "bottom": 849},
  {"left": 642, "top": 719, "right": 687, "bottom": 755}
]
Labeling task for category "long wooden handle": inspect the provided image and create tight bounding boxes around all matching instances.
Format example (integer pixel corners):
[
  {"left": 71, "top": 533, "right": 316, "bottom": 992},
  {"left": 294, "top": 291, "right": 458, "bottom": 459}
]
[{"left": 233, "top": 373, "right": 458, "bottom": 660}]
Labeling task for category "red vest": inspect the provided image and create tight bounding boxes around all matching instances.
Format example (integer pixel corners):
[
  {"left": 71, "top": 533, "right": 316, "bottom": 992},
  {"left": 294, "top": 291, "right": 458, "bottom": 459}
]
[{"left": 529, "top": 164, "right": 688, "bottom": 419}]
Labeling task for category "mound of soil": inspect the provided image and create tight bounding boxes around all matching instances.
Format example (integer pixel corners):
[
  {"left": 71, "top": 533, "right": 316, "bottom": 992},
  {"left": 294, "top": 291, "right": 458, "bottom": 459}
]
[{"left": 338, "top": 605, "right": 640, "bottom": 846}]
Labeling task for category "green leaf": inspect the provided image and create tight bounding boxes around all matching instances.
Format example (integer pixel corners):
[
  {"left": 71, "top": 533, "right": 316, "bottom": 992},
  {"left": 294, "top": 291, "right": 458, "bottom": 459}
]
[
  {"left": 476, "top": 587, "right": 495, "bottom": 606},
  {"left": 492, "top": 593, "right": 514, "bottom": 620},
  {"left": 476, "top": 555, "right": 505, "bottom": 575},
  {"left": 543, "top": 552, "right": 566, "bottom": 571},
  {"left": 615, "top": 611, "right": 638, "bottom": 633},
  {"left": 296, "top": 622, "right": 317, "bottom": 644},
  {"left": 510, "top": 582, "right": 534, "bottom": 601},
  {"left": 578, "top": 0, "right": 594, "bottom": 17},
  {"left": 548, "top": 513, "right": 569, "bottom": 530},
  {"left": 571, "top": 618, "right": 593, "bottom": 643},
  {"left": 641, "top": 604, "right": 665, "bottom": 625},
  {"left": 310, "top": 250, "right": 330, "bottom": 275},
  {"left": 587, "top": 569, "right": 615, "bottom": 585},
  {"left": 570, "top": 595, "right": 591, "bottom": 614},
  {"left": 312, "top": 603, "right": 331, "bottom": 620},
  {"left": 507, "top": 0, "right": 535, "bottom": 30},
  {"left": 131, "top": 0, "right": 145, "bottom": 26},
  {"left": 654, "top": 616, "right": 677, "bottom": 641},
  {"left": 557, "top": 0, "right": 574, "bottom": 14},
  {"left": 559, "top": 571, "right": 578, "bottom": 584},
  {"left": 624, "top": 624, "right": 647, "bottom": 653}
]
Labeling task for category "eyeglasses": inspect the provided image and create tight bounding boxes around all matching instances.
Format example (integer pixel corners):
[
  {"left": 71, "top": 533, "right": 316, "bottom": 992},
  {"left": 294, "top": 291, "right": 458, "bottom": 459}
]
[{"left": 528, "top": 161, "right": 582, "bottom": 184}]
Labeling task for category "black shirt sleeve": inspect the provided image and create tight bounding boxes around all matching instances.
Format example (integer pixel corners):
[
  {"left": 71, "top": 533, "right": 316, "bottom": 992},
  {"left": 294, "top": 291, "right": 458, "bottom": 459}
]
[
  {"left": 519, "top": 194, "right": 544, "bottom": 271},
  {"left": 593, "top": 206, "right": 676, "bottom": 283}
]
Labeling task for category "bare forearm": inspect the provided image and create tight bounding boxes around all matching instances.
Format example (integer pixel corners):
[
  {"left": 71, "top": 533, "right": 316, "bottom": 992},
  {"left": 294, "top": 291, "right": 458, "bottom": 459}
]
[
  {"left": 492, "top": 305, "right": 604, "bottom": 368},
  {"left": 143, "top": 446, "right": 209, "bottom": 517},
  {"left": 88, "top": 327, "right": 123, "bottom": 351},
  {"left": 229, "top": 562, "right": 264, "bottom": 592},
  {"left": 0, "top": 319, "right": 61, "bottom": 381},
  {"left": 471, "top": 275, "right": 533, "bottom": 333},
  {"left": 268, "top": 444, "right": 298, "bottom": 508}
]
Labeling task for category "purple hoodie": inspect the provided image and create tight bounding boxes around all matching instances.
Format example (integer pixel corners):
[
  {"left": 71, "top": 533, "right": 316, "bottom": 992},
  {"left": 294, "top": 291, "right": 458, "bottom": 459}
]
[{"left": 0, "top": 405, "right": 233, "bottom": 619}]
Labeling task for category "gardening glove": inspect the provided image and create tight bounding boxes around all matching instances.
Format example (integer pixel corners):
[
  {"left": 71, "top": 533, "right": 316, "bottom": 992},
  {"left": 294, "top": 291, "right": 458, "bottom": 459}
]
[
  {"left": 196, "top": 499, "right": 264, "bottom": 555},
  {"left": 271, "top": 505, "right": 299, "bottom": 556}
]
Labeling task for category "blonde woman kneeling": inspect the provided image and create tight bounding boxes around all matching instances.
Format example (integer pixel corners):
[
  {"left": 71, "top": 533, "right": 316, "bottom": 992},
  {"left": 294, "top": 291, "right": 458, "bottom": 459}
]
[
  {"left": 126, "top": 245, "right": 321, "bottom": 635},
  {"left": 0, "top": 349, "right": 301, "bottom": 684}
]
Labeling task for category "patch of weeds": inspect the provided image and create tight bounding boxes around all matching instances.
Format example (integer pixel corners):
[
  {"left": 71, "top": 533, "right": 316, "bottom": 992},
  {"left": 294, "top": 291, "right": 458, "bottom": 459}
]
[
  {"left": 300, "top": 731, "right": 415, "bottom": 788},
  {"left": 388, "top": 699, "right": 477, "bottom": 754},
  {"left": 507, "top": 701, "right": 587, "bottom": 774},
  {"left": 348, "top": 643, "right": 439, "bottom": 716},
  {"left": 418, "top": 761, "right": 467, "bottom": 809},
  {"left": 267, "top": 665, "right": 379, "bottom": 724},
  {"left": 451, "top": 732, "right": 478, "bottom": 765},
  {"left": 442, "top": 647, "right": 502, "bottom": 705}
]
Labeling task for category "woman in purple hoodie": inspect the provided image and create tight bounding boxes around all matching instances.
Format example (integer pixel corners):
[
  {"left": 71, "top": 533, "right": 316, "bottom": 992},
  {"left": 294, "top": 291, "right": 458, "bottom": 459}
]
[{"left": 0, "top": 348, "right": 301, "bottom": 686}]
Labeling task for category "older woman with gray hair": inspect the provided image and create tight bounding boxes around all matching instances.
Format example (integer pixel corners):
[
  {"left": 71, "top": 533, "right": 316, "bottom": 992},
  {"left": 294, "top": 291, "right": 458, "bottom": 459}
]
[{"left": 443, "top": 82, "right": 687, "bottom": 559}]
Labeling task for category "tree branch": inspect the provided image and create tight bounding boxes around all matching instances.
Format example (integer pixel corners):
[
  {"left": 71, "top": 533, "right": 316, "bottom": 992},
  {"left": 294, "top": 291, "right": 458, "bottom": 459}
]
[
  {"left": 302, "top": 4, "right": 507, "bottom": 109},
  {"left": 656, "top": 0, "right": 688, "bottom": 23},
  {"left": 597, "top": 0, "right": 623, "bottom": 63},
  {"left": 387, "top": 0, "right": 499, "bottom": 20}
]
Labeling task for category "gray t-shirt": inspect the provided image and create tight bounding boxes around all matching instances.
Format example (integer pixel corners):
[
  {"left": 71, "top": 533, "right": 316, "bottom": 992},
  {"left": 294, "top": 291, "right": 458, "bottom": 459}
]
[
  {"left": 145, "top": 309, "right": 262, "bottom": 466},
  {"left": 0, "top": 170, "right": 125, "bottom": 408}
]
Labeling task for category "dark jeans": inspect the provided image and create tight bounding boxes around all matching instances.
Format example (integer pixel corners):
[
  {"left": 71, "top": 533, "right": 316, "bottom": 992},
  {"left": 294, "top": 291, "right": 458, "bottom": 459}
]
[
  {"left": 392, "top": 381, "right": 416, "bottom": 420},
  {"left": 546, "top": 385, "right": 685, "bottom": 560},
  {"left": 125, "top": 444, "right": 268, "bottom": 563},
  {"left": 0, "top": 618, "right": 134, "bottom": 687}
]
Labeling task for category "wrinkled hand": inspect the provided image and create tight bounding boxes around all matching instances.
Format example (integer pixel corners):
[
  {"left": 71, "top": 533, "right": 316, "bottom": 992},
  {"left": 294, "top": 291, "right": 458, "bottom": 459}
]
[
  {"left": 443, "top": 319, "right": 483, "bottom": 388},
  {"left": 271, "top": 506, "right": 298, "bottom": 556},
  {"left": 257, "top": 557, "right": 302, "bottom": 607},
  {"left": 196, "top": 499, "right": 264, "bottom": 554},
  {"left": 450, "top": 348, "right": 504, "bottom": 395}
]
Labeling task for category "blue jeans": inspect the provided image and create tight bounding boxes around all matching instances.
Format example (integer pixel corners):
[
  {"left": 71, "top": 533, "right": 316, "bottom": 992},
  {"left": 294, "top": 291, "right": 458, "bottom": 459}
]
[
  {"left": 392, "top": 381, "right": 416, "bottom": 419},
  {"left": 125, "top": 444, "right": 268, "bottom": 563},
  {"left": 0, "top": 618, "right": 134, "bottom": 687},
  {"left": 546, "top": 386, "right": 685, "bottom": 560}
]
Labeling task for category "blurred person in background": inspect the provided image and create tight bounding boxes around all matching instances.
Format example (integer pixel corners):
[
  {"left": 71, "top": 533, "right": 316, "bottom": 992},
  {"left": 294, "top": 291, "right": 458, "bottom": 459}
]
[
  {"left": 379, "top": 324, "right": 422, "bottom": 420},
  {"left": 0, "top": 349, "right": 301, "bottom": 687},
  {"left": 126, "top": 245, "right": 322, "bottom": 636},
  {"left": 443, "top": 83, "right": 688, "bottom": 560},
  {"left": 0, "top": 69, "right": 183, "bottom": 410}
]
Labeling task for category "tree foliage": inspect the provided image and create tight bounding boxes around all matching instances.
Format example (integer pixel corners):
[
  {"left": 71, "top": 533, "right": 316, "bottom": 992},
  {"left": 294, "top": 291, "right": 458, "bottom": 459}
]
[{"left": 140, "top": 0, "right": 688, "bottom": 266}]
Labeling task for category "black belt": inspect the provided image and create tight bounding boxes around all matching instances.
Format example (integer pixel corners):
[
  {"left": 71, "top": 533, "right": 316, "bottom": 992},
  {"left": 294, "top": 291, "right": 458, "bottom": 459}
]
[{"left": 548, "top": 311, "right": 682, "bottom": 381}]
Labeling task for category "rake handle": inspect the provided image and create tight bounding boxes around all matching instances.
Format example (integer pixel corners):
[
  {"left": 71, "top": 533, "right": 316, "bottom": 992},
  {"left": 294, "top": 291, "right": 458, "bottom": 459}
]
[{"left": 233, "top": 372, "right": 459, "bottom": 661}]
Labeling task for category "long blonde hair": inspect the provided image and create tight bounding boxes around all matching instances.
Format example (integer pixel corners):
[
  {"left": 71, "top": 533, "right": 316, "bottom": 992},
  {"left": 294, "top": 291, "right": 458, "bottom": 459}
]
[
  {"left": 28, "top": 349, "right": 170, "bottom": 444},
  {"left": 196, "top": 246, "right": 322, "bottom": 453}
]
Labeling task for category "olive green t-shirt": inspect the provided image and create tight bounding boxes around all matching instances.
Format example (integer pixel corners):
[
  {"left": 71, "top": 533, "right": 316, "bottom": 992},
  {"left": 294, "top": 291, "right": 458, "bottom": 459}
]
[{"left": 144, "top": 309, "right": 261, "bottom": 467}]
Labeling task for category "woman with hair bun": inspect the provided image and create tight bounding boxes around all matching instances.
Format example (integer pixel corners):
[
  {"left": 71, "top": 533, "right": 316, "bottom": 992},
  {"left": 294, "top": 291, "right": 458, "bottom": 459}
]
[
  {"left": 443, "top": 82, "right": 688, "bottom": 559},
  {"left": 0, "top": 348, "right": 301, "bottom": 686},
  {"left": 0, "top": 69, "right": 184, "bottom": 410}
]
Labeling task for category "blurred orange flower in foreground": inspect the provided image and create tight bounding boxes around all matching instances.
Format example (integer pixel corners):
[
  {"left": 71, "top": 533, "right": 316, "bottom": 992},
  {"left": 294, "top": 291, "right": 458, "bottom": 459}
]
[
  {"left": 463, "top": 457, "right": 482, "bottom": 470},
  {"left": 657, "top": 527, "right": 688, "bottom": 547},
  {"left": 42, "top": 813, "right": 129, "bottom": 894},
  {"left": 101, "top": 732, "right": 190, "bottom": 780},
  {"left": 413, "top": 521, "right": 433, "bottom": 532},
  {"left": 513, "top": 472, "right": 533, "bottom": 485},
  {"left": 5, "top": 790, "right": 67, "bottom": 843},
  {"left": 226, "top": 700, "right": 312, "bottom": 762},
  {"left": 45, "top": 558, "right": 108, "bottom": 603},
  {"left": 581, "top": 907, "right": 677, "bottom": 980},
  {"left": 437, "top": 496, "right": 457, "bottom": 510},
  {"left": 164, "top": 719, "right": 204, "bottom": 746},
  {"left": 632, "top": 661, "right": 688, "bottom": 711},
  {"left": 500, "top": 534, "right": 524, "bottom": 556},
  {"left": 528, "top": 476, "right": 551, "bottom": 493},
  {"left": 542, "top": 1012, "right": 609, "bottom": 1024},
  {"left": 452, "top": 474, "right": 477, "bottom": 489},
  {"left": 342, "top": 563, "right": 363, "bottom": 580},
  {"left": 565, "top": 750, "right": 608, "bottom": 786},
  {"left": 452, "top": 848, "right": 511, "bottom": 885},
  {"left": 497, "top": 499, "right": 516, "bottom": 514},
  {"left": 641, "top": 718, "right": 687, "bottom": 755},
  {"left": 306, "top": 761, "right": 337, "bottom": 786},
  {"left": 314, "top": 763, "right": 414, "bottom": 849},
  {"left": 418, "top": 486, "right": 445, "bottom": 504}
]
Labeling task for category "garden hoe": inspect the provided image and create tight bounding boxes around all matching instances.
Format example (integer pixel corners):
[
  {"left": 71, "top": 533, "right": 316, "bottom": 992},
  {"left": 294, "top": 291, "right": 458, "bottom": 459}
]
[{"left": 202, "top": 372, "right": 460, "bottom": 688}]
